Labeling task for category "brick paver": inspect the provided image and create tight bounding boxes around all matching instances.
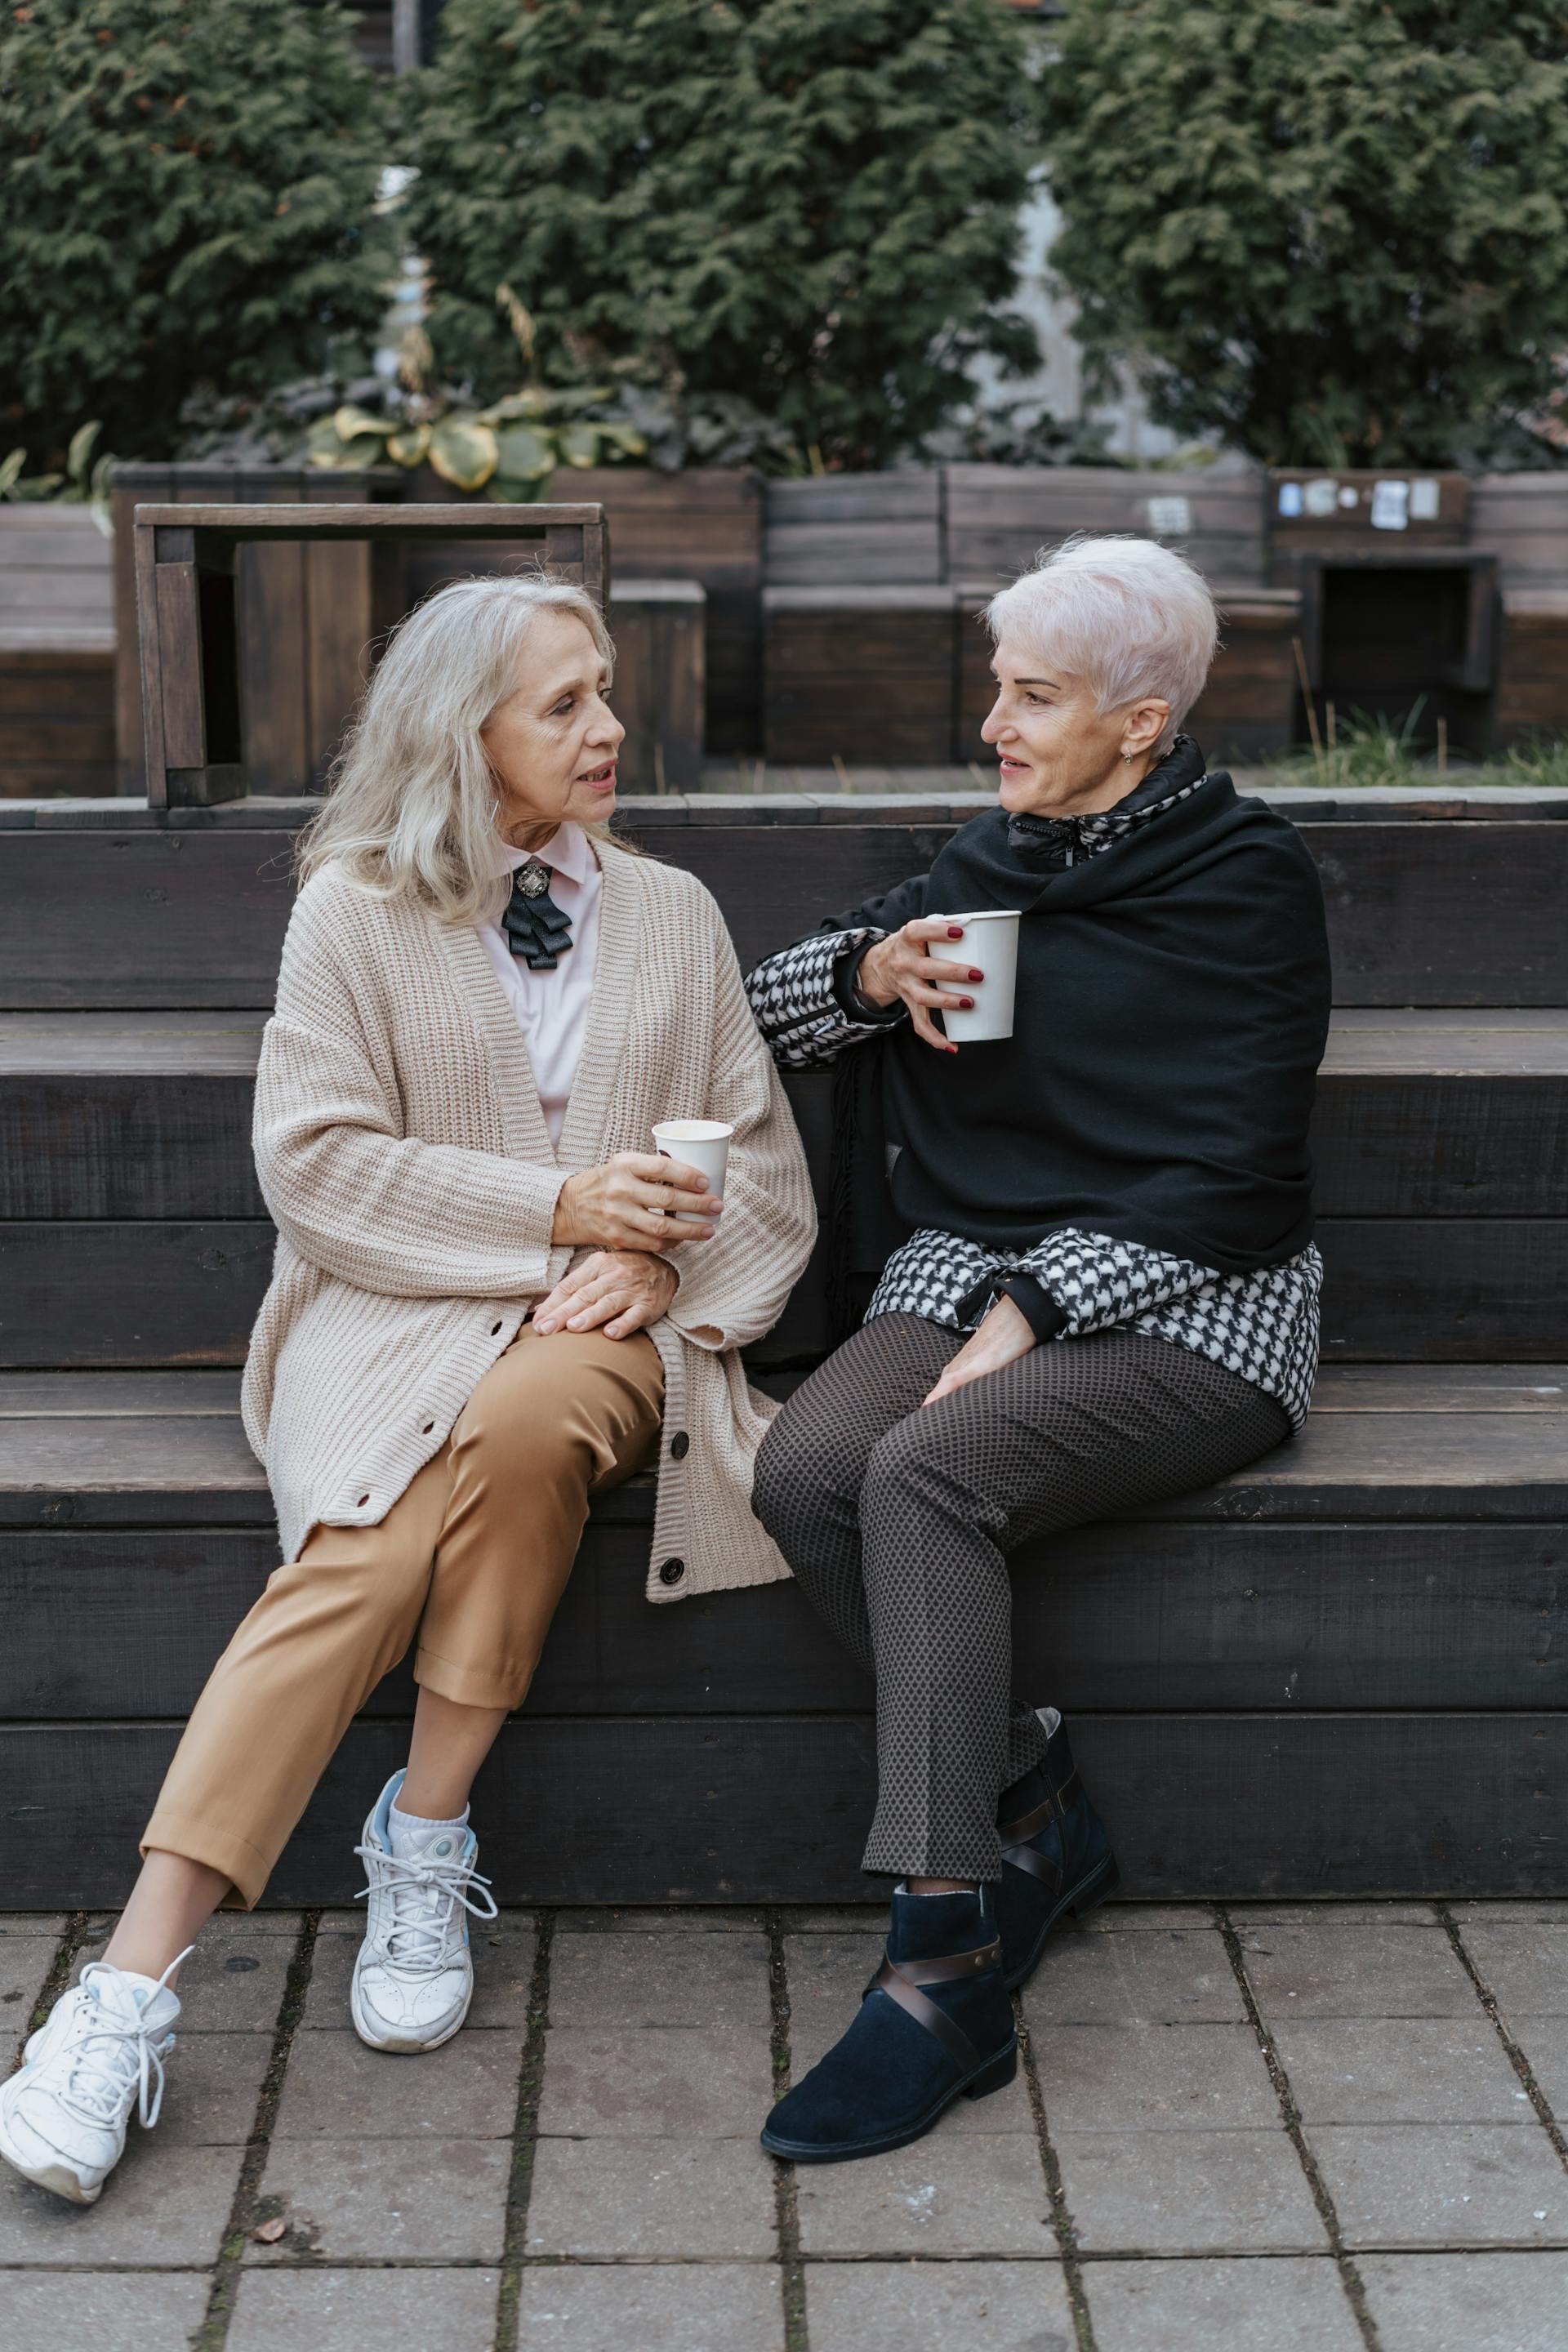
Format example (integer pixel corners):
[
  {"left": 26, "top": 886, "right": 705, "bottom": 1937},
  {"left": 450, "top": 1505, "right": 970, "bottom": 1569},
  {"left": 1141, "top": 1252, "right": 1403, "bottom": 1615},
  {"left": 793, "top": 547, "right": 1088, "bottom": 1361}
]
[{"left": 2, "top": 1897, "right": 1566, "bottom": 2350}]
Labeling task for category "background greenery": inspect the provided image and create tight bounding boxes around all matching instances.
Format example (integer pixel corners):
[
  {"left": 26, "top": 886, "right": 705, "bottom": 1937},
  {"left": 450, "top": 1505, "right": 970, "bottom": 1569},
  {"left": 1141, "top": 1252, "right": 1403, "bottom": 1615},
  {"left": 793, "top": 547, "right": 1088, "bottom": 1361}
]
[
  {"left": 5, "top": 0, "right": 1568, "bottom": 479},
  {"left": 0, "top": 0, "right": 394, "bottom": 470},
  {"left": 403, "top": 0, "right": 1042, "bottom": 472},
  {"left": 1040, "top": 0, "right": 1568, "bottom": 470}
]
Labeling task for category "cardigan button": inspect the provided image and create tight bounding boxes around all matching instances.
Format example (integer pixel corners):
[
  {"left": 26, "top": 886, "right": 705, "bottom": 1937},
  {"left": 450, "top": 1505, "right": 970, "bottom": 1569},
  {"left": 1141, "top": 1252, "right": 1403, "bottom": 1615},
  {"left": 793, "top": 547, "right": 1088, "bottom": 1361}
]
[
  {"left": 658, "top": 1557, "right": 686, "bottom": 1586},
  {"left": 669, "top": 1432, "right": 690, "bottom": 1461}
]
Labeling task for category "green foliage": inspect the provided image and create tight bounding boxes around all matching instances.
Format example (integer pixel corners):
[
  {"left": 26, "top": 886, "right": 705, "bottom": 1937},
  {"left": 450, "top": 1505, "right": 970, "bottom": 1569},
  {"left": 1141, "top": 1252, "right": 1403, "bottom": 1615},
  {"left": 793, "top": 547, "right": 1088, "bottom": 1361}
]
[
  {"left": 1040, "top": 2, "right": 1568, "bottom": 468},
  {"left": 0, "top": 0, "right": 395, "bottom": 468},
  {"left": 0, "top": 421, "right": 114, "bottom": 531},
  {"left": 404, "top": 0, "right": 1041, "bottom": 470},
  {"left": 1259, "top": 710, "right": 1568, "bottom": 790}
]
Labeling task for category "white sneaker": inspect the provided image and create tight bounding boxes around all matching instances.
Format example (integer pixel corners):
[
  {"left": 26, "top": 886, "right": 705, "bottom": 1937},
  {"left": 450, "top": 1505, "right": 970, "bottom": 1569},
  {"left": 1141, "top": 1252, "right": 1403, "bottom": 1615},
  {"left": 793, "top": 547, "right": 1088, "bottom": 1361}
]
[
  {"left": 0, "top": 1951, "right": 188, "bottom": 2204},
  {"left": 350, "top": 1771, "right": 497, "bottom": 2054}
]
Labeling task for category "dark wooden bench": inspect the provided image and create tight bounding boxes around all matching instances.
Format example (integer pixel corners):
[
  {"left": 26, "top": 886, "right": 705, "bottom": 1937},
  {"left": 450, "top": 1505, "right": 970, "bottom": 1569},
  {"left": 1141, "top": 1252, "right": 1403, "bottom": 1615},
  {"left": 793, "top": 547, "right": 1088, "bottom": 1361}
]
[{"left": 0, "top": 791, "right": 1565, "bottom": 1904}]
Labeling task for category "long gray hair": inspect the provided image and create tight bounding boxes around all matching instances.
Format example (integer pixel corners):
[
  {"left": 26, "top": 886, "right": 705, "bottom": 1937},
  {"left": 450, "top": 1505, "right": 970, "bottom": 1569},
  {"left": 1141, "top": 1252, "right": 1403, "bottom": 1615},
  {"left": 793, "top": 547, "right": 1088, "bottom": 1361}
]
[{"left": 297, "top": 572, "right": 617, "bottom": 924}]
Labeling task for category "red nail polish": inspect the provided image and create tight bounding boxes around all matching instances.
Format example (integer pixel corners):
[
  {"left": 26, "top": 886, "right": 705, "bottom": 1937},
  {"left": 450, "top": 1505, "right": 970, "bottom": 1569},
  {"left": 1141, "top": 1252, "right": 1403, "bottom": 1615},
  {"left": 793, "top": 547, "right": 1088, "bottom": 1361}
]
[
  {"left": 960, "top": 997, "right": 975, "bottom": 1009},
  {"left": 947, "top": 925, "right": 964, "bottom": 938},
  {"left": 969, "top": 969, "right": 983, "bottom": 982}
]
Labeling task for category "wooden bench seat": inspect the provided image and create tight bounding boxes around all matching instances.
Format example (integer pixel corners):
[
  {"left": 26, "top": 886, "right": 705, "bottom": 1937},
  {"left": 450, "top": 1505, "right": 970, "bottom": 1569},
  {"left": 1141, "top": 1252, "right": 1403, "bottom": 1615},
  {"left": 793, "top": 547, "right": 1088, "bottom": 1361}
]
[
  {"left": 1, "top": 1364, "right": 1562, "bottom": 1905},
  {"left": 1, "top": 1010, "right": 1565, "bottom": 1366}
]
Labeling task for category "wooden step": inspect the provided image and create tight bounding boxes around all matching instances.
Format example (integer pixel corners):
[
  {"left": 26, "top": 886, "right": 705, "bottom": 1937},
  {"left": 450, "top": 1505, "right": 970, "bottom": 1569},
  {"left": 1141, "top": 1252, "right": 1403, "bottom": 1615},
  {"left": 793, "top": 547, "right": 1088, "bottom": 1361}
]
[
  {"left": 0, "top": 1365, "right": 1562, "bottom": 1904},
  {"left": 5, "top": 1009, "right": 1567, "bottom": 1219},
  {"left": 2, "top": 1012, "right": 1565, "bottom": 1365},
  {"left": 2, "top": 807, "right": 1566, "bottom": 1009}
]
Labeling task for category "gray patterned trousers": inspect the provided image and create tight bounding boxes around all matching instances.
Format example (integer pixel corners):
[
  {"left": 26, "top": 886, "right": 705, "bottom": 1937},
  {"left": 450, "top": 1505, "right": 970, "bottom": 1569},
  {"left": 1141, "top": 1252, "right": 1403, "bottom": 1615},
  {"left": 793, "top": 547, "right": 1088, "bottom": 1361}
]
[{"left": 753, "top": 1314, "right": 1291, "bottom": 1882}]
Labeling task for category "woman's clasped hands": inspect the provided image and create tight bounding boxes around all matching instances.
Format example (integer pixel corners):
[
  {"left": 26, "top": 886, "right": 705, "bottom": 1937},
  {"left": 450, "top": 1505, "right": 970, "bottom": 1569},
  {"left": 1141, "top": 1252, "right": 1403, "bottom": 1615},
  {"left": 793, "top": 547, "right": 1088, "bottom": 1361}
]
[{"left": 534, "top": 1152, "right": 722, "bottom": 1339}]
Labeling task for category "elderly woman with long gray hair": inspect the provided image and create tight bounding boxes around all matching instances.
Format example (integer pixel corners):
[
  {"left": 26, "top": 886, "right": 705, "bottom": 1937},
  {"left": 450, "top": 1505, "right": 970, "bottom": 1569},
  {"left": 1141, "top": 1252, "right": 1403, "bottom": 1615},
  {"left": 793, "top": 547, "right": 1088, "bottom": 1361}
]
[
  {"left": 1, "top": 574, "right": 815, "bottom": 2207},
  {"left": 745, "top": 536, "right": 1331, "bottom": 2163}
]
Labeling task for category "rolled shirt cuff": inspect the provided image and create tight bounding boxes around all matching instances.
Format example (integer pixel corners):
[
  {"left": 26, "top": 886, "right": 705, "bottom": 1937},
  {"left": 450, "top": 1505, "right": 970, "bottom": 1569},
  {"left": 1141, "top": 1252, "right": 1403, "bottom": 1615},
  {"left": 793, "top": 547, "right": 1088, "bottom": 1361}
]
[{"left": 997, "top": 1273, "right": 1069, "bottom": 1344}]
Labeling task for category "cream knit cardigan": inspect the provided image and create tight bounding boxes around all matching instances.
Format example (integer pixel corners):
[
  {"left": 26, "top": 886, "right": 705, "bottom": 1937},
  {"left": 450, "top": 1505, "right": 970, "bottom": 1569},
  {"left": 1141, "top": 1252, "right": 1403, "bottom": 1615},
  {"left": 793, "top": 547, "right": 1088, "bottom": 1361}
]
[{"left": 240, "top": 835, "right": 817, "bottom": 1601}]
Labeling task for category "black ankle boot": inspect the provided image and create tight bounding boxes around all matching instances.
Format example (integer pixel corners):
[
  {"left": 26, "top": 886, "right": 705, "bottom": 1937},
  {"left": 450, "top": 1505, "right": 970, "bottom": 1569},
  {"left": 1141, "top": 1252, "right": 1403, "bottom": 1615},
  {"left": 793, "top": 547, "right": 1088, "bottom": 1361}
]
[
  {"left": 760, "top": 1886, "right": 1016, "bottom": 2164},
  {"left": 994, "top": 1708, "right": 1120, "bottom": 1991}
]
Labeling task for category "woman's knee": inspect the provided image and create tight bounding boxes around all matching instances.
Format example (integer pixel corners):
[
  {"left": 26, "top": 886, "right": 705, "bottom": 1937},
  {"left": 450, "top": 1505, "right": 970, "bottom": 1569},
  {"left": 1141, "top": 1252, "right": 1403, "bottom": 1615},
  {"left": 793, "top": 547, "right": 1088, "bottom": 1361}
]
[
  {"left": 453, "top": 1332, "right": 660, "bottom": 1503},
  {"left": 752, "top": 1386, "right": 866, "bottom": 1547},
  {"left": 861, "top": 1410, "right": 993, "bottom": 1535}
]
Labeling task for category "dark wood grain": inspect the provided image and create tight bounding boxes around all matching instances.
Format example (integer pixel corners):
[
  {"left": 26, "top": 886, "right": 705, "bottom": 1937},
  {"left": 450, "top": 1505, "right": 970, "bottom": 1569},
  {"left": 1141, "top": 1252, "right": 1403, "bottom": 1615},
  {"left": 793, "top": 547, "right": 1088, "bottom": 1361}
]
[
  {"left": 762, "top": 591, "right": 956, "bottom": 764},
  {"left": 5, "top": 1515, "right": 1561, "bottom": 1722},
  {"left": 3, "top": 1366, "right": 1566, "bottom": 1528},
  {"left": 3, "top": 1710, "right": 1561, "bottom": 1906},
  {"left": 0, "top": 1209, "right": 1563, "bottom": 1370},
  {"left": 3, "top": 818, "right": 1567, "bottom": 1009}
]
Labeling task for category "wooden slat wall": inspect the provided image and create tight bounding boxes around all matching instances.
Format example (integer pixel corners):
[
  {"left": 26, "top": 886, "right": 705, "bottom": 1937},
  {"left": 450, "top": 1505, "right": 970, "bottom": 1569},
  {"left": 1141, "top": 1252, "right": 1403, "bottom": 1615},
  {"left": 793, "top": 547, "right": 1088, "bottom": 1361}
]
[
  {"left": 762, "top": 587, "right": 956, "bottom": 763},
  {"left": 3, "top": 817, "right": 1568, "bottom": 1011},
  {"left": 604, "top": 581, "right": 706, "bottom": 792},
  {"left": 0, "top": 649, "right": 115, "bottom": 798},
  {"left": 1471, "top": 475, "right": 1568, "bottom": 590},
  {"left": 1495, "top": 592, "right": 1568, "bottom": 745},
  {"left": 5, "top": 1712, "right": 1564, "bottom": 1904},
  {"left": 0, "top": 507, "right": 114, "bottom": 650},
  {"left": 6, "top": 1517, "right": 1562, "bottom": 1722},
  {"left": 764, "top": 474, "right": 943, "bottom": 586},
  {"left": 8, "top": 1035, "right": 1566, "bottom": 1223},
  {"left": 944, "top": 466, "right": 1268, "bottom": 589}
]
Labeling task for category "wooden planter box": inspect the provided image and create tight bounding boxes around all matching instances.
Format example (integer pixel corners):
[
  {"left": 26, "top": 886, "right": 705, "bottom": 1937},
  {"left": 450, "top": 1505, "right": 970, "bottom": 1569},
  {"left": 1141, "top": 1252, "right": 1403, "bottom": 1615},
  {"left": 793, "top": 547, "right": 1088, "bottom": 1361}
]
[
  {"left": 113, "top": 465, "right": 403, "bottom": 796},
  {"left": 0, "top": 507, "right": 116, "bottom": 798},
  {"left": 763, "top": 586, "right": 956, "bottom": 764}
]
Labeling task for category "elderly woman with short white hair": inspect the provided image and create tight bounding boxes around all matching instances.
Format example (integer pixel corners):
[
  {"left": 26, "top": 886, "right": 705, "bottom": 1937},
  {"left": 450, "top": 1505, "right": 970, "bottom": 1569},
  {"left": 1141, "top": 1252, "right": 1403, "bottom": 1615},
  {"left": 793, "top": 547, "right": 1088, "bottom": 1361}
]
[
  {"left": 2, "top": 574, "right": 815, "bottom": 2208},
  {"left": 746, "top": 535, "right": 1331, "bottom": 2163}
]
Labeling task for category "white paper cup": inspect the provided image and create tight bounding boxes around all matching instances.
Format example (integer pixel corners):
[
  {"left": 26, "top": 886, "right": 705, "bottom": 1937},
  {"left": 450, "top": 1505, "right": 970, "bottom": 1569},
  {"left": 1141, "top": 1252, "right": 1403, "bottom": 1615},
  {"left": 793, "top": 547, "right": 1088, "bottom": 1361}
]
[
  {"left": 937, "top": 909, "right": 1021, "bottom": 1044},
  {"left": 652, "top": 1118, "right": 734, "bottom": 1201}
]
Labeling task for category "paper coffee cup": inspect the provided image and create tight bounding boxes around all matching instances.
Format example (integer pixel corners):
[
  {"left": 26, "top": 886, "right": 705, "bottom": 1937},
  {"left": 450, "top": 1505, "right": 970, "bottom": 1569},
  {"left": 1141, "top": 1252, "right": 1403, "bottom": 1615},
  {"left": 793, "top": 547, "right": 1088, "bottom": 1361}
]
[
  {"left": 652, "top": 1118, "right": 734, "bottom": 1200},
  {"left": 938, "top": 909, "right": 1021, "bottom": 1044}
]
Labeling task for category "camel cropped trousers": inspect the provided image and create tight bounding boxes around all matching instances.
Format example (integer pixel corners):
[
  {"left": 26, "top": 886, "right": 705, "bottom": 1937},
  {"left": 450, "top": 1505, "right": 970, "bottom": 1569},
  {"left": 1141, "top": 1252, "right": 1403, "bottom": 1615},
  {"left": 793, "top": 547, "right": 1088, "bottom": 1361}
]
[{"left": 142, "top": 1326, "right": 665, "bottom": 1909}]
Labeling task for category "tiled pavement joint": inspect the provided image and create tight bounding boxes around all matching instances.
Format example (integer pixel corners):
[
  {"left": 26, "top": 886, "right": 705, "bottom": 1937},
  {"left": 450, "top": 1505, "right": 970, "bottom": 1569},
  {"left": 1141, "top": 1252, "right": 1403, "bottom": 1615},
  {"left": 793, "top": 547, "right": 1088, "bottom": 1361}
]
[
  {"left": 764, "top": 1907, "right": 810, "bottom": 2352},
  {"left": 493, "top": 1907, "right": 554, "bottom": 2351},
  {"left": 1014, "top": 1989, "right": 1098, "bottom": 2351},
  {"left": 18, "top": 1913, "right": 89, "bottom": 2059},
  {"left": 194, "top": 1908, "right": 319, "bottom": 2352},
  {"left": 1437, "top": 1900, "right": 1568, "bottom": 2173},
  {"left": 1215, "top": 1906, "right": 1382, "bottom": 2349}
]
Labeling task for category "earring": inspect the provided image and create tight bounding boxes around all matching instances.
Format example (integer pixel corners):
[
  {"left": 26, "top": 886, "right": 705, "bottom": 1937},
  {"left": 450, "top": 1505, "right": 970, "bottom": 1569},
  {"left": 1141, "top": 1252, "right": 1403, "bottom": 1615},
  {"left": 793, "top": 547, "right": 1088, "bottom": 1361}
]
[{"left": 1120, "top": 748, "right": 1135, "bottom": 764}]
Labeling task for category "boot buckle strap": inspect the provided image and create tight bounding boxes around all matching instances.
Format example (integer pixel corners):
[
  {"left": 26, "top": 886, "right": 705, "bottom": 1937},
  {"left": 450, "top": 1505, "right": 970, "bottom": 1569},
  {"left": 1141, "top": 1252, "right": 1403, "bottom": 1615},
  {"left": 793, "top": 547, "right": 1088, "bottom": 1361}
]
[
  {"left": 998, "top": 1768, "right": 1081, "bottom": 1850},
  {"left": 871, "top": 1953, "right": 987, "bottom": 2075},
  {"left": 881, "top": 1938, "right": 1002, "bottom": 1989},
  {"left": 1001, "top": 1843, "right": 1065, "bottom": 1893}
]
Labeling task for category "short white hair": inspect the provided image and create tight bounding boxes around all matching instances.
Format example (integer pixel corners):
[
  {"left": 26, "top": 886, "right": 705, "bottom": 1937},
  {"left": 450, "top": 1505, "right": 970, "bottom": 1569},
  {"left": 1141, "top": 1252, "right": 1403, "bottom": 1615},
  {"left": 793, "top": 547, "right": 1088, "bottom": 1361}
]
[
  {"left": 986, "top": 535, "right": 1218, "bottom": 753},
  {"left": 298, "top": 572, "right": 615, "bottom": 923}
]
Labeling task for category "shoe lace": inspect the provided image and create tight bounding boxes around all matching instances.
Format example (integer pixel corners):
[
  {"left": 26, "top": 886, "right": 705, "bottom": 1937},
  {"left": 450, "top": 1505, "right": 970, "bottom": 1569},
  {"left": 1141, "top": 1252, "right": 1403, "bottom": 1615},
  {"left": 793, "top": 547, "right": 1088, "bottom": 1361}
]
[
  {"left": 66, "top": 1948, "right": 193, "bottom": 2131},
  {"left": 352, "top": 1842, "right": 498, "bottom": 1971}
]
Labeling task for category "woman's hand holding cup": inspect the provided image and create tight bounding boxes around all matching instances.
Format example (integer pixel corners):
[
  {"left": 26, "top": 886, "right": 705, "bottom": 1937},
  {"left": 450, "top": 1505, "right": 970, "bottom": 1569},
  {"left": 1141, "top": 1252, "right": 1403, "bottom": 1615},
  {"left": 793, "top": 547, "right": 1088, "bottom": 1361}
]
[
  {"left": 856, "top": 919, "right": 984, "bottom": 1055},
  {"left": 551, "top": 1152, "right": 721, "bottom": 1251}
]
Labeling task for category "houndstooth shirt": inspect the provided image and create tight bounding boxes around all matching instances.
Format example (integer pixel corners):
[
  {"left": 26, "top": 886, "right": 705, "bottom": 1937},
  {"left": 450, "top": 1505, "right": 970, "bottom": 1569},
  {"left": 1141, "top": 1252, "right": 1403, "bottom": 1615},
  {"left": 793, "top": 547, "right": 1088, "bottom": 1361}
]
[{"left": 744, "top": 809, "right": 1321, "bottom": 1431}]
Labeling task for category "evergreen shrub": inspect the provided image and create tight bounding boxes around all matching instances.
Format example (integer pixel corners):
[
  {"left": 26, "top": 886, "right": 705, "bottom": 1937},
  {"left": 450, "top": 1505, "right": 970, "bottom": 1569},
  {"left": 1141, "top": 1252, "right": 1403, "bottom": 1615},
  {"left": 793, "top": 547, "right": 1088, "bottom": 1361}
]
[
  {"left": 1041, "top": 0, "right": 1568, "bottom": 468},
  {"left": 405, "top": 0, "right": 1042, "bottom": 470},
  {"left": 0, "top": 0, "right": 394, "bottom": 466}
]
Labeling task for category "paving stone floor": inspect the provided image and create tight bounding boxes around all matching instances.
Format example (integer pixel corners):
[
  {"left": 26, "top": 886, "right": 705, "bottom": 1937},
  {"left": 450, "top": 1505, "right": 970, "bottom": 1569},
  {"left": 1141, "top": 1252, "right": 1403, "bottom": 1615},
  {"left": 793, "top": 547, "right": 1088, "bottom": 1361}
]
[{"left": 2, "top": 1900, "right": 1566, "bottom": 2350}]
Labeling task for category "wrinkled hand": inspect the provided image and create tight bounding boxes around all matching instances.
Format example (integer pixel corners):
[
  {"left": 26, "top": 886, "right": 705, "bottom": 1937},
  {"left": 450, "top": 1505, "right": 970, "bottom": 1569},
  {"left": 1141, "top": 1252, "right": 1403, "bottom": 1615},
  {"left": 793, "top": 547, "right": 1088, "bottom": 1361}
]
[
  {"left": 551, "top": 1152, "right": 721, "bottom": 1252},
  {"left": 532, "top": 1249, "right": 679, "bottom": 1341},
  {"left": 856, "top": 918, "right": 984, "bottom": 1054},
  {"left": 923, "top": 1293, "right": 1036, "bottom": 1405}
]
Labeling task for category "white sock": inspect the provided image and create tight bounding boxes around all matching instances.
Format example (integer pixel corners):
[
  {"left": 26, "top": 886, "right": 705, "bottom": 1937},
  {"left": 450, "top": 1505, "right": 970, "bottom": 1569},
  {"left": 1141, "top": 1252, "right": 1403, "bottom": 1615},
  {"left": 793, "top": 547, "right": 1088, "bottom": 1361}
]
[{"left": 389, "top": 1799, "right": 469, "bottom": 1853}]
